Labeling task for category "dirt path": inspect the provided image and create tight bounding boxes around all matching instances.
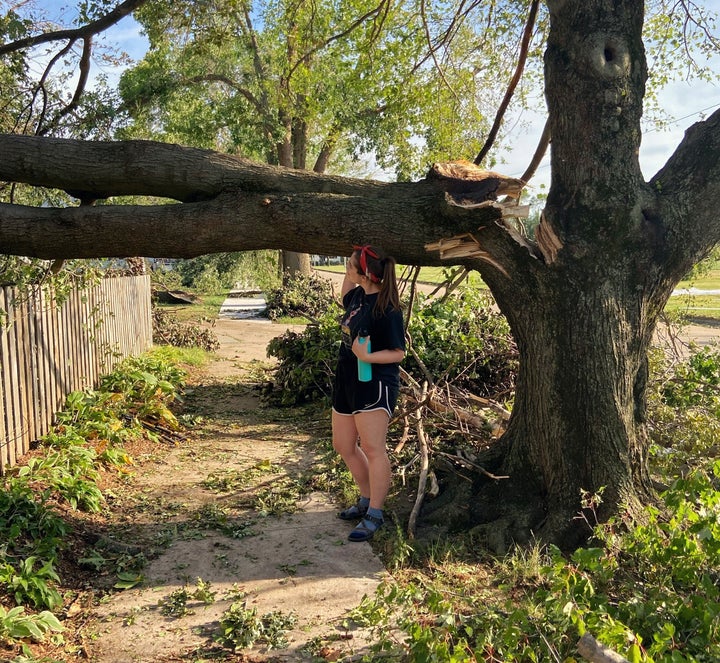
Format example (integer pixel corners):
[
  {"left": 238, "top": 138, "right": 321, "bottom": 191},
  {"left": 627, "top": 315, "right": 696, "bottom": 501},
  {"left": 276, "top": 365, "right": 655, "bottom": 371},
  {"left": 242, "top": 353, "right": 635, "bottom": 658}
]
[
  {"left": 89, "top": 318, "right": 386, "bottom": 663},
  {"left": 87, "top": 274, "right": 718, "bottom": 662}
]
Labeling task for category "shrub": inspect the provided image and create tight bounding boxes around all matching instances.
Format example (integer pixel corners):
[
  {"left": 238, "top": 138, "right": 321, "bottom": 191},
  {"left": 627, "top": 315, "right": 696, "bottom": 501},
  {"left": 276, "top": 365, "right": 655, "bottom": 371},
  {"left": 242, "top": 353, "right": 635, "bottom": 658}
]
[
  {"left": 265, "top": 284, "right": 516, "bottom": 406},
  {"left": 0, "top": 485, "right": 67, "bottom": 559},
  {"left": 0, "top": 556, "right": 63, "bottom": 611},
  {"left": 266, "top": 310, "right": 340, "bottom": 405},
  {"left": 153, "top": 307, "right": 220, "bottom": 351},
  {"left": 660, "top": 345, "right": 720, "bottom": 414},
  {"left": 263, "top": 272, "right": 335, "bottom": 321},
  {"left": 648, "top": 344, "right": 720, "bottom": 476},
  {"left": 0, "top": 349, "right": 189, "bottom": 626},
  {"left": 0, "top": 605, "right": 64, "bottom": 645},
  {"left": 405, "top": 288, "right": 516, "bottom": 396},
  {"left": 350, "top": 464, "right": 720, "bottom": 662}
]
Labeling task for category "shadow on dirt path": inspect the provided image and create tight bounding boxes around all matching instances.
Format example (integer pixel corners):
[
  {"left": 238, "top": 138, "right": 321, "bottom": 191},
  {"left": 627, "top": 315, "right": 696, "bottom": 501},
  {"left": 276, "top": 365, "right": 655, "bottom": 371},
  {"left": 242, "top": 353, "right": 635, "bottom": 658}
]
[{"left": 90, "top": 318, "right": 386, "bottom": 663}]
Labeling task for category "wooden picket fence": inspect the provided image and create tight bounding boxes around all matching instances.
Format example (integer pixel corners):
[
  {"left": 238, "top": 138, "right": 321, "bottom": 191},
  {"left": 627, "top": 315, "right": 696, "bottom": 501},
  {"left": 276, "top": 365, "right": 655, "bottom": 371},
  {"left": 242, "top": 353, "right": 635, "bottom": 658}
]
[{"left": 0, "top": 275, "right": 152, "bottom": 473}]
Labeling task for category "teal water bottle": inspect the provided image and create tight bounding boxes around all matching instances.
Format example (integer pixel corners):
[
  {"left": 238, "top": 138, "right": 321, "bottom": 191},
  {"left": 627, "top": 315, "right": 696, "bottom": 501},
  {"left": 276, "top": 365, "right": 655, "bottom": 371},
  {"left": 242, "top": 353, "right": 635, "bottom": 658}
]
[{"left": 357, "top": 330, "right": 372, "bottom": 382}]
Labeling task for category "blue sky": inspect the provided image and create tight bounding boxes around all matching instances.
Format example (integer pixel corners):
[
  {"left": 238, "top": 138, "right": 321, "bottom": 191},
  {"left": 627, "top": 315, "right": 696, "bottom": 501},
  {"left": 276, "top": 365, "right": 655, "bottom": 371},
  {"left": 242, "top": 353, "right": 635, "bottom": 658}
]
[
  {"left": 25, "top": 1, "right": 720, "bottom": 191},
  {"left": 502, "top": 76, "right": 720, "bottom": 192}
]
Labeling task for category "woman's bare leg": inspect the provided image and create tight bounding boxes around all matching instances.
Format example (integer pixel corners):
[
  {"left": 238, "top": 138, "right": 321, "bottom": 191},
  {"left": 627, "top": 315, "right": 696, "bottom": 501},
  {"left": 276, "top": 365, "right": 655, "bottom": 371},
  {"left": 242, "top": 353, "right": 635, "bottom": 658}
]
[
  {"left": 354, "top": 410, "right": 391, "bottom": 510},
  {"left": 332, "top": 410, "right": 370, "bottom": 497}
]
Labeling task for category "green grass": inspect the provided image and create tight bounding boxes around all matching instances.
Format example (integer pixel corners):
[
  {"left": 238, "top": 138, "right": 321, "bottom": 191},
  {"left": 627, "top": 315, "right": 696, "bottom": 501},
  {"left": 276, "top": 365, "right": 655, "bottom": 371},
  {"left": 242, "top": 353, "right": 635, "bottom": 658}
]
[
  {"left": 676, "top": 267, "right": 720, "bottom": 291},
  {"left": 156, "top": 293, "right": 225, "bottom": 323},
  {"left": 315, "top": 264, "right": 486, "bottom": 287},
  {"left": 667, "top": 267, "right": 720, "bottom": 322},
  {"left": 148, "top": 344, "right": 213, "bottom": 368}
]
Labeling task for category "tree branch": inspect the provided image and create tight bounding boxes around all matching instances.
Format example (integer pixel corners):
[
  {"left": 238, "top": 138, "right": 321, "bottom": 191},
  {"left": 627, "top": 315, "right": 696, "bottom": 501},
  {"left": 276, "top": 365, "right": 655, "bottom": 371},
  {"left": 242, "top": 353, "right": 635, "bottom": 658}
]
[
  {"left": 0, "top": 0, "right": 149, "bottom": 56},
  {"left": 186, "top": 74, "right": 264, "bottom": 114},
  {"left": 650, "top": 107, "right": 720, "bottom": 274},
  {"left": 286, "top": 0, "right": 390, "bottom": 82},
  {"left": 474, "top": 0, "right": 541, "bottom": 166},
  {"left": 520, "top": 116, "right": 551, "bottom": 185},
  {"left": 38, "top": 36, "right": 94, "bottom": 136},
  {"left": 0, "top": 135, "right": 523, "bottom": 262}
]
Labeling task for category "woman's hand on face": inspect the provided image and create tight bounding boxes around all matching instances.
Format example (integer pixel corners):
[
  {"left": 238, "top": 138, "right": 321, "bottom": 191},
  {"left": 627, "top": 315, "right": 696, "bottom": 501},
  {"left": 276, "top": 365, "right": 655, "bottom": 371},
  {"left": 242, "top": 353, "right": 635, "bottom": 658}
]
[{"left": 352, "top": 336, "right": 371, "bottom": 362}]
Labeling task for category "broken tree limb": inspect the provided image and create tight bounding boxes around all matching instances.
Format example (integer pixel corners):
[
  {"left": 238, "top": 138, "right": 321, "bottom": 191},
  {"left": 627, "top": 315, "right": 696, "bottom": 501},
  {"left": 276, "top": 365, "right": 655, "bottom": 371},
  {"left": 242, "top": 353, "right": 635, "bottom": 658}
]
[
  {"left": 398, "top": 367, "right": 507, "bottom": 438},
  {"left": 448, "top": 385, "right": 511, "bottom": 421},
  {"left": 408, "top": 381, "right": 430, "bottom": 538},
  {"left": 436, "top": 451, "right": 509, "bottom": 481},
  {"left": 394, "top": 415, "right": 412, "bottom": 454},
  {"left": 577, "top": 634, "right": 630, "bottom": 663}
]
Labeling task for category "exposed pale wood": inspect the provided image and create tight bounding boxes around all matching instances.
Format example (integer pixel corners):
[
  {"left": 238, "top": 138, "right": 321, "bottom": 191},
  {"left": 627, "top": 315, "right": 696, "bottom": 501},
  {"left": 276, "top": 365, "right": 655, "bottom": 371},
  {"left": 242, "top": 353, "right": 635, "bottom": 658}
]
[
  {"left": 425, "top": 233, "right": 510, "bottom": 277},
  {"left": 429, "top": 161, "right": 526, "bottom": 199},
  {"left": 535, "top": 211, "right": 564, "bottom": 264},
  {"left": 577, "top": 633, "right": 630, "bottom": 663},
  {"left": 501, "top": 204, "right": 530, "bottom": 218}
]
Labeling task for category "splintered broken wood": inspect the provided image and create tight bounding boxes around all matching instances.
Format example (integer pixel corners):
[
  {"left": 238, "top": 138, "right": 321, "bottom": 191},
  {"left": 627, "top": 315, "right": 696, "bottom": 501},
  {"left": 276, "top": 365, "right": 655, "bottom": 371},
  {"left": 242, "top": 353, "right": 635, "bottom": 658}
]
[
  {"left": 425, "top": 233, "right": 486, "bottom": 259},
  {"left": 577, "top": 634, "right": 630, "bottom": 663},
  {"left": 428, "top": 160, "right": 526, "bottom": 200},
  {"left": 423, "top": 158, "right": 530, "bottom": 265},
  {"left": 424, "top": 233, "right": 510, "bottom": 276}
]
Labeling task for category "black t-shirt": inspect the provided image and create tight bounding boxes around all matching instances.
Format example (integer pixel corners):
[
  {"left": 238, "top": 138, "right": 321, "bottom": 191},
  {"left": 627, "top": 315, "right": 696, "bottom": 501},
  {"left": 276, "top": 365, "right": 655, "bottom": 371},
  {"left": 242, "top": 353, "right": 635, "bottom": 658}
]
[{"left": 338, "top": 287, "right": 405, "bottom": 386}]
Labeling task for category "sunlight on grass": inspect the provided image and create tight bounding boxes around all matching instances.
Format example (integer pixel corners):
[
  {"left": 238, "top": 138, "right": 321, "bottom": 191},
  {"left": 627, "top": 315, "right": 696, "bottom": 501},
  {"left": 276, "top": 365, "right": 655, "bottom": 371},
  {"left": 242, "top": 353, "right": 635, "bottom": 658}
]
[
  {"left": 149, "top": 344, "right": 212, "bottom": 367},
  {"left": 677, "top": 267, "right": 720, "bottom": 291},
  {"left": 669, "top": 268, "right": 720, "bottom": 321},
  {"left": 316, "top": 264, "right": 487, "bottom": 287}
]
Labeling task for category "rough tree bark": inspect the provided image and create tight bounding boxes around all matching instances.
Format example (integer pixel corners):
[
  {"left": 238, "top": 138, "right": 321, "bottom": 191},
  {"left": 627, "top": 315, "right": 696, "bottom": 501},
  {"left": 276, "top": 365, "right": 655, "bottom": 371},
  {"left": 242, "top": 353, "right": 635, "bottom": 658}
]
[
  {"left": 0, "top": 136, "right": 520, "bottom": 261},
  {"left": 468, "top": 0, "right": 720, "bottom": 550},
  {"left": 2, "top": 0, "right": 720, "bottom": 549}
]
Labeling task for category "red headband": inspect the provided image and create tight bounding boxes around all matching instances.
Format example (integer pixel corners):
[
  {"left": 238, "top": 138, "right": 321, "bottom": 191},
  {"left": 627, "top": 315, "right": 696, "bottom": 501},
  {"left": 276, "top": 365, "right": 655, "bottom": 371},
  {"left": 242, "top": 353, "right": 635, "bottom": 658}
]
[{"left": 353, "top": 245, "right": 381, "bottom": 283}]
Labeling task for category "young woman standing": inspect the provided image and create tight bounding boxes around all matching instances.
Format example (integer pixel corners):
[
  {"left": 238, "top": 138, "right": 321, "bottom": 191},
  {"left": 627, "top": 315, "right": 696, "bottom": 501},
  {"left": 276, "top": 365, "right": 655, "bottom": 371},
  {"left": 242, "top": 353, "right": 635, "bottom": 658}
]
[{"left": 332, "top": 245, "right": 405, "bottom": 542}]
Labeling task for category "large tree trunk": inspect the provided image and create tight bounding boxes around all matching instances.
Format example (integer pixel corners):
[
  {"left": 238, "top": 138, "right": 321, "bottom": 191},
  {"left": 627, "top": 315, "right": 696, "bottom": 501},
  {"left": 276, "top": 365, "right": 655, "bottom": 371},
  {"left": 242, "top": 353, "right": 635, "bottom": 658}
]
[
  {"left": 485, "top": 276, "right": 655, "bottom": 550},
  {"left": 281, "top": 250, "right": 311, "bottom": 278},
  {"left": 460, "top": 0, "right": 656, "bottom": 549}
]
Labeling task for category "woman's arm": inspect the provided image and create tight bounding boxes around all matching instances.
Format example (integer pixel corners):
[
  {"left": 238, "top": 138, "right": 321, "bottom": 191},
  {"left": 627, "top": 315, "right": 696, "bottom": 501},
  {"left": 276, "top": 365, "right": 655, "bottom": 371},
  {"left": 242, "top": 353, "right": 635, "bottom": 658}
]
[
  {"left": 352, "top": 339, "right": 405, "bottom": 364},
  {"left": 341, "top": 274, "right": 356, "bottom": 298}
]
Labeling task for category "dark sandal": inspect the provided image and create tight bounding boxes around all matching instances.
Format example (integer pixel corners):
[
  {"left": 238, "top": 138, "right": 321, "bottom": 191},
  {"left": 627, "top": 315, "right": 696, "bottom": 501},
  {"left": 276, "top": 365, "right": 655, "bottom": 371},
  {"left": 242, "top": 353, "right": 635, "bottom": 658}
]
[
  {"left": 348, "top": 514, "right": 384, "bottom": 542},
  {"left": 338, "top": 502, "right": 368, "bottom": 521}
]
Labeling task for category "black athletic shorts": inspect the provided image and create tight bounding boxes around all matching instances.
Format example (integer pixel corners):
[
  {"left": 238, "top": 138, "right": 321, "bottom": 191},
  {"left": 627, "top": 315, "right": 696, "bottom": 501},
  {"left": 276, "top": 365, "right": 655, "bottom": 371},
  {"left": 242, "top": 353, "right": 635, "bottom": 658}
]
[{"left": 332, "top": 373, "right": 399, "bottom": 419}]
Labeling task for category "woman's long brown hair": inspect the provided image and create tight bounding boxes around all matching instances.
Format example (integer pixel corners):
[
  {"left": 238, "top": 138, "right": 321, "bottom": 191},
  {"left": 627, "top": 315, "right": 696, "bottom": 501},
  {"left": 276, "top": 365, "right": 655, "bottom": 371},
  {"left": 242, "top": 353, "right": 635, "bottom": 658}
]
[{"left": 353, "top": 245, "right": 400, "bottom": 316}]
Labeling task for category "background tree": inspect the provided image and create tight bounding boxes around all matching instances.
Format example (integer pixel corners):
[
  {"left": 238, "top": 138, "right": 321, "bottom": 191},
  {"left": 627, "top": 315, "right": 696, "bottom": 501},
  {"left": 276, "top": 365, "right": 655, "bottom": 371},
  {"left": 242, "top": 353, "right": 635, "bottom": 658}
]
[
  {"left": 114, "top": 0, "right": 537, "bottom": 275},
  {"left": 1, "top": 0, "right": 720, "bottom": 549},
  {"left": 0, "top": 0, "right": 145, "bottom": 286}
]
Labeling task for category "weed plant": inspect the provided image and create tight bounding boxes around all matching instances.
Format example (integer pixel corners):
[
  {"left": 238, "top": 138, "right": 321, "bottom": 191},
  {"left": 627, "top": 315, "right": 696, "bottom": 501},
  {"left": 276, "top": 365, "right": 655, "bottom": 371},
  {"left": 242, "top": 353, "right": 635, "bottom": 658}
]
[
  {"left": 0, "top": 350, "right": 188, "bottom": 653},
  {"left": 218, "top": 602, "right": 297, "bottom": 650}
]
